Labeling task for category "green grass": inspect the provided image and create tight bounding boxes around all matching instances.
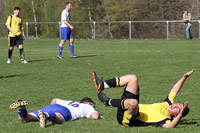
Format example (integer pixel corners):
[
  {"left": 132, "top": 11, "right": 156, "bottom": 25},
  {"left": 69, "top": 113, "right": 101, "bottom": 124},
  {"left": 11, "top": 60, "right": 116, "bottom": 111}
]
[{"left": 0, "top": 38, "right": 200, "bottom": 133}]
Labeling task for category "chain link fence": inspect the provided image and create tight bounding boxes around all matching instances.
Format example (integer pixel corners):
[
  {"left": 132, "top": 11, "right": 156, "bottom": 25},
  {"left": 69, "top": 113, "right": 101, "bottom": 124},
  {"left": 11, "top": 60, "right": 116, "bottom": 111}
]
[{"left": 0, "top": 20, "right": 200, "bottom": 39}]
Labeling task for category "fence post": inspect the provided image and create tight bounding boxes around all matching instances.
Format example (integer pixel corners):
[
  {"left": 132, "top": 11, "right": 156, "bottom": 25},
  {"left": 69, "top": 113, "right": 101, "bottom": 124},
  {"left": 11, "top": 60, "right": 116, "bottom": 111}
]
[
  {"left": 26, "top": 22, "right": 28, "bottom": 38},
  {"left": 199, "top": 20, "right": 200, "bottom": 39},
  {"left": 166, "top": 21, "right": 169, "bottom": 40},
  {"left": 129, "top": 21, "right": 132, "bottom": 39},
  {"left": 93, "top": 21, "right": 96, "bottom": 39},
  {"left": 59, "top": 22, "right": 61, "bottom": 38}
]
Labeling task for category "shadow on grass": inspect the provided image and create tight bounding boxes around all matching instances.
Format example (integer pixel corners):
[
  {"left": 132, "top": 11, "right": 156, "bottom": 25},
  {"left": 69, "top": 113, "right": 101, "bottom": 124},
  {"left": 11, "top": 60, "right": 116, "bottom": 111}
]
[
  {"left": 0, "top": 74, "right": 26, "bottom": 79},
  {"left": 28, "top": 59, "right": 55, "bottom": 63},
  {"left": 179, "top": 119, "right": 199, "bottom": 126},
  {"left": 22, "top": 121, "right": 55, "bottom": 128},
  {"left": 72, "top": 54, "right": 97, "bottom": 58}
]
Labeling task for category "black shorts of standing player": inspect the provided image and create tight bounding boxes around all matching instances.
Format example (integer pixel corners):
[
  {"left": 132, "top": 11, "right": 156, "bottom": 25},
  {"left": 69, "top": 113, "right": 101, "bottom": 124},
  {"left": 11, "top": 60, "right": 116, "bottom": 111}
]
[
  {"left": 117, "top": 89, "right": 141, "bottom": 127},
  {"left": 9, "top": 34, "right": 23, "bottom": 47}
]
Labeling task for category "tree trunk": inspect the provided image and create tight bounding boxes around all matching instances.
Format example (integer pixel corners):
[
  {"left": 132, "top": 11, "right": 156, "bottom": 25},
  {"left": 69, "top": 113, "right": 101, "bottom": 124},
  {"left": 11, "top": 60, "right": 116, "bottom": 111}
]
[
  {"left": 88, "top": 7, "right": 94, "bottom": 39},
  {"left": 42, "top": 0, "right": 49, "bottom": 33},
  {"left": 32, "top": 0, "right": 38, "bottom": 39}
]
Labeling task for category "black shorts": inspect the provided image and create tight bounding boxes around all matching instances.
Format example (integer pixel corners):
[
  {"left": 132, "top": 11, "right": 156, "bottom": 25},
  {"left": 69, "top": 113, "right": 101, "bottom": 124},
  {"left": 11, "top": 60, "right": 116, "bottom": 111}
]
[
  {"left": 117, "top": 88, "right": 140, "bottom": 127},
  {"left": 9, "top": 34, "right": 23, "bottom": 47}
]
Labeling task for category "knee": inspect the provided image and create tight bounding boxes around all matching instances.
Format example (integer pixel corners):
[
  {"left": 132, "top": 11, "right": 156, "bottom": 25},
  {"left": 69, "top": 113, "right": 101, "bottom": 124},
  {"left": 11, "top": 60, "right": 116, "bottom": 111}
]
[
  {"left": 60, "top": 40, "right": 65, "bottom": 46},
  {"left": 128, "top": 75, "right": 138, "bottom": 83},
  {"left": 70, "top": 39, "right": 74, "bottom": 44},
  {"left": 125, "top": 99, "right": 138, "bottom": 110},
  {"left": 18, "top": 116, "right": 25, "bottom": 122}
]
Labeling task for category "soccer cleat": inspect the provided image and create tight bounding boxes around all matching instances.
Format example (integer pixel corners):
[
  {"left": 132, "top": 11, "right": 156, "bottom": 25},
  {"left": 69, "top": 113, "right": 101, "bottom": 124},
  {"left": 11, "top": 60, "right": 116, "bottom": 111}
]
[
  {"left": 57, "top": 55, "right": 64, "bottom": 59},
  {"left": 21, "top": 59, "right": 28, "bottom": 64},
  {"left": 38, "top": 110, "right": 48, "bottom": 128},
  {"left": 7, "top": 59, "right": 11, "bottom": 64},
  {"left": 10, "top": 100, "right": 28, "bottom": 110},
  {"left": 70, "top": 54, "right": 77, "bottom": 58},
  {"left": 97, "top": 91, "right": 110, "bottom": 106},
  {"left": 92, "top": 72, "right": 104, "bottom": 91}
]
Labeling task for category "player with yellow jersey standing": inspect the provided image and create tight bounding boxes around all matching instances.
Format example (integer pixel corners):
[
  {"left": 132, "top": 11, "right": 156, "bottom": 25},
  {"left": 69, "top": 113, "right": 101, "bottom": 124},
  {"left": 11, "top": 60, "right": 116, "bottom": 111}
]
[{"left": 5, "top": 7, "right": 27, "bottom": 64}]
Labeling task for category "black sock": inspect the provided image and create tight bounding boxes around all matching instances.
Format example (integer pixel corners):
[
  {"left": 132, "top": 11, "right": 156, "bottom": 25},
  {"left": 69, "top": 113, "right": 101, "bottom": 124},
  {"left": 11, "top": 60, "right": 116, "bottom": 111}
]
[
  {"left": 20, "top": 48, "right": 25, "bottom": 59},
  {"left": 108, "top": 99, "right": 125, "bottom": 109},
  {"left": 8, "top": 49, "right": 13, "bottom": 59},
  {"left": 104, "top": 77, "right": 120, "bottom": 88}
]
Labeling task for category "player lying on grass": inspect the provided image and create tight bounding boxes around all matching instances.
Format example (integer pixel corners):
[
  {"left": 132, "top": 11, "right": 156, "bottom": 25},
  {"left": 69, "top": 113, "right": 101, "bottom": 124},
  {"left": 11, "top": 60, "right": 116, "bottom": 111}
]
[
  {"left": 10, "top": 97, "right": 103, "bottom": 128},
  {"left": 92, "top": 69, "right": 194, "bottom": 128}
]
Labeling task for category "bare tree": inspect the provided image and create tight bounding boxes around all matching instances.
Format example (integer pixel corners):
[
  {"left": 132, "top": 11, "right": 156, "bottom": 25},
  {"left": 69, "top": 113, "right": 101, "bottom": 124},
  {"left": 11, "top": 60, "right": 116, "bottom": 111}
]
[{"left": 32, "top": 0, "right": 38, "bottom": 39}]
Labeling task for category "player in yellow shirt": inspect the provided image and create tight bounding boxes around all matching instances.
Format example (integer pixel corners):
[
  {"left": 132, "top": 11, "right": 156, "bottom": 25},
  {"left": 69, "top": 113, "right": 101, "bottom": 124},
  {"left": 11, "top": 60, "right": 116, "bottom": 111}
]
[
  {"left": 5, "top": 7, "right": 27, "bottom": 64},
  {"left": 92, "top": 69, "right": 194, "bottom": 128}
]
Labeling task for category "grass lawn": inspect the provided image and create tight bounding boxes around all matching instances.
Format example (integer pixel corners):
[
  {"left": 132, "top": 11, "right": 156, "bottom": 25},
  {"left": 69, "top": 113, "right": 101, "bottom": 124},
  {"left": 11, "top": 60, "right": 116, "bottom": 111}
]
[{"left": 0, "top": 38, "right": 200, "bottom": 132}]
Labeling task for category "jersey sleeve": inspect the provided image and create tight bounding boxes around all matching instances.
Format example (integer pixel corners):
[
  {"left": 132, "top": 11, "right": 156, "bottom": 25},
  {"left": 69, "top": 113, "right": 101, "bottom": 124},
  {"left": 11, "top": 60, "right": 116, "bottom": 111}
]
[
  {"left": 164, "top": 92, "right": 177, "bottom": 105},
  {"left": 55, "top": 98, "right": 68, "bottom": 106},
  {"left": 85, "top": 105, "right": 97, "bottom": 119},
  {"left": 5, "top": 16, "right": 11, "bottom": 26},
  {"left": 61, "top": 11, "right": 67, "bottom": 21}
]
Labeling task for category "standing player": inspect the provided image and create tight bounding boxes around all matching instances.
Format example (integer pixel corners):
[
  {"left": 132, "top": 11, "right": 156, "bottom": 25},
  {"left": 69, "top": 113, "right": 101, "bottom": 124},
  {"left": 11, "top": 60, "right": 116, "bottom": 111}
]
[
  {"left": 10, "top": 97, "right": 103, "bottom": 128},
  {"left": 5, "top": 7, "right": 27, "bottom": 64},
  {"left": 57, "top": 2, "right": 77, "bottom": 59},
  {"left": 92, "top": 69, "right": 194, "bottom": 128}
]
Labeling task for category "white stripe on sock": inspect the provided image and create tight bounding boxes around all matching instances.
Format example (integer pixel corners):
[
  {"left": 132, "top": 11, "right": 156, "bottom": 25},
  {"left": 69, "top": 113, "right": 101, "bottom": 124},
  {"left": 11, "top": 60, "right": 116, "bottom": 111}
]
[{"left": 104, "top": 82, "right": 109, "bottom": 89}]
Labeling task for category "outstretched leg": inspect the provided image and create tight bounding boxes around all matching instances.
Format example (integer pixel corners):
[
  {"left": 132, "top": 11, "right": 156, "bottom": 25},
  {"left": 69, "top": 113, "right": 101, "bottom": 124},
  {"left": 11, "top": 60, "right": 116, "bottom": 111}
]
[{"left": 10, "top": 100, "right": 38, "bottom": 122}]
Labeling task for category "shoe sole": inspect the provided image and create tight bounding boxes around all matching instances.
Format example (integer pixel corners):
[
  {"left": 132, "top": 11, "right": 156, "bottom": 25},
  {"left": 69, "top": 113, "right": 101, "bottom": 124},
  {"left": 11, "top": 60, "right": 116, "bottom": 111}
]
[
  {"left": 97, "top": 91, "right": 108, "bottom": 106},
  {"left": 38, "top": 110, "right": 46, "bottom": 128},
  {"left": 10, "top": 101, "right": 28, "bottom": 110},
  {"left": 57, "top": 56, "right": 63, "bottom": 59},
  {"left": 92, "top": 72, "right": 100, "bottom": 91}
]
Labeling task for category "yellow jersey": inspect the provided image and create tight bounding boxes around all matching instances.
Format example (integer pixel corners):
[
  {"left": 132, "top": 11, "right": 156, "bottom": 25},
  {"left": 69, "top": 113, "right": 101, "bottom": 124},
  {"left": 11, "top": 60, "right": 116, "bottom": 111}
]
[{"left": 5, "top": 14, "right": 24, "bottom": 37}]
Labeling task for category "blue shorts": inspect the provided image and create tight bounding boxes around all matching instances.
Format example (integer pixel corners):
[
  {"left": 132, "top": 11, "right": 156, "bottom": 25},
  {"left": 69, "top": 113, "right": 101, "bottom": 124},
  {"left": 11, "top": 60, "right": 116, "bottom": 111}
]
[
  {"left": 32, "top": 104, "right": 72, "bottom": 121},
  {"left": 60, "top": 27, "right": 74, "bottom": 40}
]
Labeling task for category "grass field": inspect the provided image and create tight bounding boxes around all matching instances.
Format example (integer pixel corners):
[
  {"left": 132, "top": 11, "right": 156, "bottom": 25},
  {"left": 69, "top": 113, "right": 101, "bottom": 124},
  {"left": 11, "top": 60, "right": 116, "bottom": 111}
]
[{"left": 0, "top": 38, "right": 200, "bottom": 133}]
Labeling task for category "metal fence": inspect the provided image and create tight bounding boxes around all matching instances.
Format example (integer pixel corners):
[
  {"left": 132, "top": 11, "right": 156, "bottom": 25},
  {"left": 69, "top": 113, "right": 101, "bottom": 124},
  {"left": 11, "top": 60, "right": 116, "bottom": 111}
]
[{"left": 0, "top": 20, "right": 200, "bottom": 39}]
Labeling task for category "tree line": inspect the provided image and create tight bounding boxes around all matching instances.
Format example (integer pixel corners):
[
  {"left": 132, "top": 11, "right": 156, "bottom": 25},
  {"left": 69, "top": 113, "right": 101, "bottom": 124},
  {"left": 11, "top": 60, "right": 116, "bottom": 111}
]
[{"left": 0, "top": 0, "right": 198, "bottom": 39}]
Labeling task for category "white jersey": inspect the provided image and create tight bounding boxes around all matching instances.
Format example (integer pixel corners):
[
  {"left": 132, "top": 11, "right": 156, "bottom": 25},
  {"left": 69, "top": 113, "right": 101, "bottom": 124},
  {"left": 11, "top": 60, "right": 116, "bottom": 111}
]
[
  {"left": 60, "top": 9, "right": 70, "bottom": 27},
  {"left": 55, "top": 98, "right": 97, "bottom": 120}
]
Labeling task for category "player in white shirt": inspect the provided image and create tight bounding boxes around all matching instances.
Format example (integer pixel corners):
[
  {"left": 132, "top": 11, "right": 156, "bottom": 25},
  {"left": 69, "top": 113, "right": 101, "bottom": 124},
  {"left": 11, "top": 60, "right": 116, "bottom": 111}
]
[
  {"left": 10, "top": 97, "right": 103, "bottom": 128},
  {"left": 57, "top": 2, "right": 77, "bottom": 59}
]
